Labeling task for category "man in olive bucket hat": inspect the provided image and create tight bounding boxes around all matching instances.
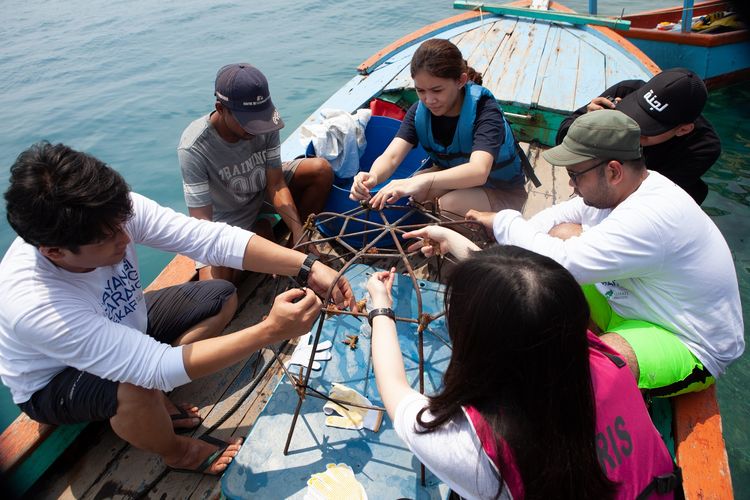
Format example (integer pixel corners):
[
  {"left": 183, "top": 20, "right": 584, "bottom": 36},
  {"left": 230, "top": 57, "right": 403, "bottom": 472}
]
[
  {"left": 419, "top": 110, "right": 743, "bottom": 397},
  {"left": 179, "top": 63, "right": 333, "bottom": 282},
  {"left": 556, "top": 68, "right": 720, "bottom": 205}
]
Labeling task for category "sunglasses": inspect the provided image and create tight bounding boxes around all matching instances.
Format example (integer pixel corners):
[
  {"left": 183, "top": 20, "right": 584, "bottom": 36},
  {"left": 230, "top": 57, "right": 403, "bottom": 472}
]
[{"left": 566, "top": 160, "right": 608, "bottom": 185}]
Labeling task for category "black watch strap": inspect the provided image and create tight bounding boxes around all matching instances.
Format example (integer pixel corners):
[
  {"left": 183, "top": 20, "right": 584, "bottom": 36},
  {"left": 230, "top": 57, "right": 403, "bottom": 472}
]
[
  {"left": 296, "top": 253, "right": 319, "bottom": 287},
  {"left": 368, "top": 307, "right": 395, "bottom": 326}
]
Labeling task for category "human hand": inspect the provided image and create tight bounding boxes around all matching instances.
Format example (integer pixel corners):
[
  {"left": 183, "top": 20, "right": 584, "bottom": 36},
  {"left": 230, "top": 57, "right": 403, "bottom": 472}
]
[
  {"left": 369, "top": 176, "right": 429, "bottom": 210},
  {"left": 308, "top": 261, "right": 357, "bottom": 311},
  {"left": 265, "top": 288, "right": 322, "bottom": 341},
  {"left": 465, "top": 209, "right": 496, "bottom": 234},
  {"left": 349, "top": 172, "right": 378, "bottom": 201},
  {"left": 291, "top": 230, "right": 320, "bottom": 257},
  {"left": 403, "top": 226, "right": 457, "bottom": 257},
  {"left": 586, "top": 96, "right": 621, "bottom": 113},
  {"left": 367, "top": 267, "right": 395, "bottom": 309}
]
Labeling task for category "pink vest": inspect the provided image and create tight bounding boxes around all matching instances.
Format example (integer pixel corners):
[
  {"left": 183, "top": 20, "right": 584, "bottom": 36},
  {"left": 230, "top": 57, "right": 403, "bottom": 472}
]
[{"left": 464, "top": 331, "right": 676, "bottom": 499}]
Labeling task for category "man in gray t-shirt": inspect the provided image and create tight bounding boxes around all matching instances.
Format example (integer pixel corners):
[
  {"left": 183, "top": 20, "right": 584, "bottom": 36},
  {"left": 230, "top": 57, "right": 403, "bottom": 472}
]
[{"left": 178, "top": 63, "right": 332, "bottom": 281}]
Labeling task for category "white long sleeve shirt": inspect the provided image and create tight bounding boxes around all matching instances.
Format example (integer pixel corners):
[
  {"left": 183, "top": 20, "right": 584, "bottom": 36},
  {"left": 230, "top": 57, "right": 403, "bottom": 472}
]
[
  {"left": 0, "top": 193, "right": 253, "bottom": 403},
  {"left": 492, "top": 171, "right": 744, "bottom": 377}
]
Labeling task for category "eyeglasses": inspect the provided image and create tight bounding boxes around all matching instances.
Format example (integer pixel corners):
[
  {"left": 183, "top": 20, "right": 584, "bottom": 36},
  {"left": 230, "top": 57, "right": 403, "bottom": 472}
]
[{"left": 566, "top": 160, "right": 608, "bottom": 185}]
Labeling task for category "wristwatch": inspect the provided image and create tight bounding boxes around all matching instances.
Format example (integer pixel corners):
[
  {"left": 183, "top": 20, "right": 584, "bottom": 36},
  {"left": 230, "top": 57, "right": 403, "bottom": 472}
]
[
  {"left": 368, "top": 307, "right": 395, "bottom": 326},
  {"left": 295, "top": 253, "right": 318, "bottom": 288}
]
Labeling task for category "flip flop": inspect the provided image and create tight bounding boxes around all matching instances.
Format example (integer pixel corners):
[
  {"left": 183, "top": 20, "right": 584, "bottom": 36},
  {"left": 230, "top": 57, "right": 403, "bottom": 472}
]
[
  {"left": 169, "top": 434, "right": 235, "bottom": 475},
  {"left": 170, "top": 406, "right": 202, "bottom": 434}
]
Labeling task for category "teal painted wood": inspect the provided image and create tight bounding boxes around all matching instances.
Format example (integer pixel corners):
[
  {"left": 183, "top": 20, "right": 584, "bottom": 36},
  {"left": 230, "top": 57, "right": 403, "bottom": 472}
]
[
  {"left": 221, "top": 264, "right": 452, "bottom": 499},
  {"left": 452, "top": 1, "right": 631, "bottom": 30},
  {"left": 8, "top": 423, "right": 87, "bottom": 497},
  {"left": 627, "top": 37, "right": 750, "bottom": 81}
]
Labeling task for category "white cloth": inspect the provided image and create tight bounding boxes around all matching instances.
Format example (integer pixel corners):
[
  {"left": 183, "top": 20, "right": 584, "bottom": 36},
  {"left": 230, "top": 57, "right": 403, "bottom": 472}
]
[
  {"left": 492, "top": 171, "right": 744, "bottom": 377},
  {"left": 299, "top": 108, "right": 371, "bottom": 178},
  {"left": 394, "top": 391, "right": 507, "bottom": 500},
  {"left": 0, "top": 193, "right": 253, "bottom": 403}
]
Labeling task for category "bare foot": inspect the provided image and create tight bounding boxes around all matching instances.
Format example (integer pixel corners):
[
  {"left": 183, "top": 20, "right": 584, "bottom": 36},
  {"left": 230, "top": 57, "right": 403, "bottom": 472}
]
[
  {"left": 162, "top": 395, "right": 201, "bottom": 430},
  {"left": 167, "top": 436, "right": 243, "bottom": 474}
]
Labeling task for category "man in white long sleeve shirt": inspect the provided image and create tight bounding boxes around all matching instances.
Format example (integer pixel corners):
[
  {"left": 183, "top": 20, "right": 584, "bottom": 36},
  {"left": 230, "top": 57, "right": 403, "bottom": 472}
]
[
  {"left": 0, "top": 142, "right": 354, "bottom": 474},
  {"left": 454, "top": 110, "right": 742, "bottom": 397}
]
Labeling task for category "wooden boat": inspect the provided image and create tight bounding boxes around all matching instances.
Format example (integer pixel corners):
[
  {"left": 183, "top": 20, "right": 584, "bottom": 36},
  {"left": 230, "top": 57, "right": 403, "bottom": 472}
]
[
  {"left": 613, "top": 0, "right": 750, "bottom": 88},
  {"left": 0, "top": 1, "right": 733, "bottom": 498}
]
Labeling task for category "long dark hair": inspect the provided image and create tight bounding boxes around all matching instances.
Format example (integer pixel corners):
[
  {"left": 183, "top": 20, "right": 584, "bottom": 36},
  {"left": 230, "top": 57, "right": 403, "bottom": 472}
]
[
  {"left": 410, "top": 38, "right": 483, "bottom": 85},
  {"left": 418, "top": 245, "right": 617, "bottom": 499}
]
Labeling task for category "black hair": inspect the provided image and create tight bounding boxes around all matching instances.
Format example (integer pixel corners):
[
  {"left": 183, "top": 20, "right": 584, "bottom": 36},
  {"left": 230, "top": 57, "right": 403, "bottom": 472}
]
[
  {"left": 410, "top": 38, "right": 483, "bottom": 84},
  {"left": 418, "top": 245, "right": 617, "bottom": 499},
  {"left": 5, "top": 142, "right": 133, "bottom": 252}
]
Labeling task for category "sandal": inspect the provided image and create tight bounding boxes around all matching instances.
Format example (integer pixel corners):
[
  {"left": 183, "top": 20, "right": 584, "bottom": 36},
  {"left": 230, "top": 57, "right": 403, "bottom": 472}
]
[
  {"left": 170, "top": 405, "right": 202, "bottom": 434},
  {"left": 169, "top": 434, "right": 237, "bottom": 475}
]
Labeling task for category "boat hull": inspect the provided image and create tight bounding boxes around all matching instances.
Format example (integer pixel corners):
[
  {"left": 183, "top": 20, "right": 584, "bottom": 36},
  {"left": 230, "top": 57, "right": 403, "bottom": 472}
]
[{"left": 617, "top": 1, "right": 750, "bottom": 88}]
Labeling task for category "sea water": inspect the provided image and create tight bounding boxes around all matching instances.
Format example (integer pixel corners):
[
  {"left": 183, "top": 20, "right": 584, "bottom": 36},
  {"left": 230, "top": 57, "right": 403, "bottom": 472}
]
[{"left": 1, "top": 0, "right": 747, "bottom": 494}]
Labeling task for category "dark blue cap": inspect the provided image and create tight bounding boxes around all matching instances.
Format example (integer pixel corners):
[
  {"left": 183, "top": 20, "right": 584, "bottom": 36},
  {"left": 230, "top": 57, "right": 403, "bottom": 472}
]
[{"left": 214, "top": 63, "right": 284, "bottom": 134}]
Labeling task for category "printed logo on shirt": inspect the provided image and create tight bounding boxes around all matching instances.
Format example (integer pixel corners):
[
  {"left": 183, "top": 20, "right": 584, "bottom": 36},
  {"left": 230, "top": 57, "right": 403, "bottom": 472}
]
[
  {"left": 600, "top": 281, "right": 630, "bottom": 300},
  {"left": 218, "top": 150, "right": 268, "bottom": 203},
  {"left": 101, "top": 258, "right": 142, "bottom": 323}
]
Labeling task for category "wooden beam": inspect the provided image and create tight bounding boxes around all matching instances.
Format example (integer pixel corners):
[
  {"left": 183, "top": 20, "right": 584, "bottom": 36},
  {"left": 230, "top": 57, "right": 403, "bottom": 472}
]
[
  {"left": 453, "top": 1, "right": 631, "bottom": 30},
  {"left": 673, "top": 385, "right": 734, "bottom": 499}
]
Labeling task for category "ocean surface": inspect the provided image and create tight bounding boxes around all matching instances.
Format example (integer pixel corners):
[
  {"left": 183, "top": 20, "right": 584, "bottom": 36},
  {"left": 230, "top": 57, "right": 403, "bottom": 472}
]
[{"left": 1, "top": 0, "right": 747, "bottom": 494}]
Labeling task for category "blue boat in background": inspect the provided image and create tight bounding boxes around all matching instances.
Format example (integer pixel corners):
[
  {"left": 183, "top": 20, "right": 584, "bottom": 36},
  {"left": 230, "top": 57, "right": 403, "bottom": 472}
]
[{"left": 614, "top": 0, "right": 750, "bottom": 88}]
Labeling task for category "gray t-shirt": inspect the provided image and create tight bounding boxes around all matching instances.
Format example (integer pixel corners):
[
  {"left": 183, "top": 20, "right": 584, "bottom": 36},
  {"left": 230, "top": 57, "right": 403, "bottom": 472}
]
[{"left": 178, "top": 114, "right": 282, "bottom": 229}]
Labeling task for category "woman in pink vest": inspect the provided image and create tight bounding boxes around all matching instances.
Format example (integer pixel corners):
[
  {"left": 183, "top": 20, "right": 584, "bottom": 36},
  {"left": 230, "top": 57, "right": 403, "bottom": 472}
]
[{"left": 367, "top": 245, "right": 677, "bottom": 499}]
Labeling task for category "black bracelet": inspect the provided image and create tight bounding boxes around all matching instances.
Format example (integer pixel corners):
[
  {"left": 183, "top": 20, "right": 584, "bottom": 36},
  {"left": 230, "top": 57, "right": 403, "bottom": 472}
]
[
  {"left": 368, "top": 307, "right": 395, "bottom": 326},
  {"left": 295, "top": 253, "right": 318, "bottom": 288}
]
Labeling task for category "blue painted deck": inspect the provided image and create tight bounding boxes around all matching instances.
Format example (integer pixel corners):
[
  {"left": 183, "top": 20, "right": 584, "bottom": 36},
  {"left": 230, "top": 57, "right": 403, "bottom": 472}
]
[{"left": 221, "top": 264, "right": 452, "bottom": 499}]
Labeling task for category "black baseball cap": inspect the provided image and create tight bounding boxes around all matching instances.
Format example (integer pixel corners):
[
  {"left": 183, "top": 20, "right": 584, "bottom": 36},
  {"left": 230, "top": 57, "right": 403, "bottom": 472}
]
[
  {"left": 616, "top": 68, "right": 707, "bottom": 136},
  {"left": 214, "top": 63, "right": 284, "bottom": 135}
]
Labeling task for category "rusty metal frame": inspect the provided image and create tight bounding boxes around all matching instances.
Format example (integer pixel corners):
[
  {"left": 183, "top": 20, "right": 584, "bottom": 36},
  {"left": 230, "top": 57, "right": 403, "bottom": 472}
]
[{"left": 274, "top": 200, "right": 490, "bottom": 485}]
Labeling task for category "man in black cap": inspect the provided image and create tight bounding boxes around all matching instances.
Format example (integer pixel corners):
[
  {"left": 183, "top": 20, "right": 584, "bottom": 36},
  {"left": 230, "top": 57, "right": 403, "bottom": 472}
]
[
  {"left": 556, "top": 68, "right": 720, "bottom": 204},
  {"left": 179, "top": 63, "right": 333, "bottom": 282}
]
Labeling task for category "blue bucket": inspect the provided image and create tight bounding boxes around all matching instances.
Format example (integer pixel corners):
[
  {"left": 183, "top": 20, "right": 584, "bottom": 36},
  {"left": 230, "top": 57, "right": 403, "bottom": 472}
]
[{"left": 306, "top": 115, "right": 430, "bottom": 248}]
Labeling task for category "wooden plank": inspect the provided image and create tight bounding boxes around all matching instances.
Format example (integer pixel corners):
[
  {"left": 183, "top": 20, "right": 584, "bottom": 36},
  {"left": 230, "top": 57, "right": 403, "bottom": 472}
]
[
  {"left": 465, "top": 19, "right": 518, "bottom": 81},
  {"left": 0, "top": 414, "right": 55, "bottom": 473},
  {"left": 453, "top": 1, "right": 631, "bottom": 30},
  {"left": 573, "top": 35, "right": 606, "bottom": 111},
  {"left": 523, "top": 142, "right": 556, "bottom": 217},
  {"left": 564, "top": 27, "right": 653, "bottom": 89},
  {"left": 358, "top": 11, "right": 484, "bottom": 74},
  {"left": 536, "top": 28, "right": 580, "bottom": 112},
  {"left": 455, "top": 19, "right": 510, "bottom": 78},
  {"left": 482, "top": 19, "right": 534, "bottom": 103},
  {"left": 673, "top": 385, "right": 734, "bottom": 500},
  {"left": 546, "top": 1, "right": 659, "bottom": 78},
  {"left": 486, "top": 20, "right": 551, "bottom": 108},
  {"left": 529, "top": 25, "right": 559, "bottom": 106},
  {"left": 147, "top": 253, "right": 197, "bottom": 290}
]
